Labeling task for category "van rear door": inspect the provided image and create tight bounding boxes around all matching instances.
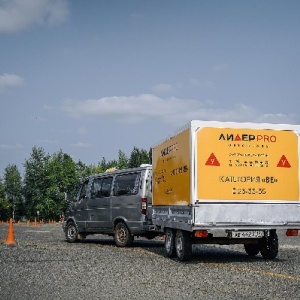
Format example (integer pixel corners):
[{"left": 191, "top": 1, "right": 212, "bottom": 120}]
[{"left": 111, "top": 172, "right": 142, "bottom": 225}]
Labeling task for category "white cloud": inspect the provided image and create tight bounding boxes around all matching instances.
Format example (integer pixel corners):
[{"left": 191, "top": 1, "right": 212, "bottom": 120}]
[
  {"left": 0, "top": 73, "right": 24, "bottom": 90},
  {"left": 0, "top": 0, "right": 69, "bottom": 33},
  {"left": 61, "top": 94, "right": 298, "bottom": 125}
]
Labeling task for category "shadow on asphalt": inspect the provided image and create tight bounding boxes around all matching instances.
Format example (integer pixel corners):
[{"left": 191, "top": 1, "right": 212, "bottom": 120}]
[{"left": 75, "top": 236, "right": 279, "bottom": 264}]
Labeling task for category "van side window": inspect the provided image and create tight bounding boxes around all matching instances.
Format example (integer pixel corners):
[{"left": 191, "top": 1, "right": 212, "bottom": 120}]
[
  {"left": 113, "top": 173, "right": 141, "bottom": 196},
  {"left": 91, "top": 177, "right": 113, "bottom": 198}
]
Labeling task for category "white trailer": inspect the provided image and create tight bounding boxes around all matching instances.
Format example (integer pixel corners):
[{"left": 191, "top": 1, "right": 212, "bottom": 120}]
[{"left": 152, "top": 120, "right": 300, "bottom": 261}]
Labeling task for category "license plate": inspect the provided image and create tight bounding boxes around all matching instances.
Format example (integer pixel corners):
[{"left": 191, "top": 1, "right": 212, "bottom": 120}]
[{"left": 230, "top": 231, "right": 264, "bottom": 238}]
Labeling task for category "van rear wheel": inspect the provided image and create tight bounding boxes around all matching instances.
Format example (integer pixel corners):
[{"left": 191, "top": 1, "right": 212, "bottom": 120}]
[{"left": 114, "top": 222, "right": 134, "bottom": 247}]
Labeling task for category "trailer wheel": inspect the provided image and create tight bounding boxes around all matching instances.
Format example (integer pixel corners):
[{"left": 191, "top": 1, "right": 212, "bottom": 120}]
[
  {"left": 175, "top": 230, "right": 192, "bottom": 261},
  {"left": 114, "top": 222, "right": 134, "bottom": 247},
  {"left": 244, "top": 243, "right": 260, "bottom": 257},
  {"left": 165, "top": 228, "right": 176, "bottom": 258},
  {"left": 260, "top": 230, "right": 278, "bottom": 259},
  {"left": 65, "top": 222, "right": 78, "bottom": 243}
]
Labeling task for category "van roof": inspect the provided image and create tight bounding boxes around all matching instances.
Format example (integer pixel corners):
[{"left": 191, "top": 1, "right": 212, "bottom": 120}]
[{"left": 87, "top": 165, "right": 152, "bottom": 180}]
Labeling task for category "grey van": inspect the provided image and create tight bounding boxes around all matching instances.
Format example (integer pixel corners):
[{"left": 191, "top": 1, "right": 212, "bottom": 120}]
[{"left": 62, "top": 165, "right": 157, "bottom": 246}]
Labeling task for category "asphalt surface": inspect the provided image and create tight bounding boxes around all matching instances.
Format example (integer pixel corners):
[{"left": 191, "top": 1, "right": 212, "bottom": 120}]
[{"left": 1, "top": 223, "right": 300, "bottom": 300}]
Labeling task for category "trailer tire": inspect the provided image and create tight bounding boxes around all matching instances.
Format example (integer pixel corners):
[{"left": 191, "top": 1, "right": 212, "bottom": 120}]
[
  {"left": 114, "top": 222, "right": 134, "bottom": 247},
  {"left": 260, "top": 230, "right": 278, "bottom": 260},
  {"left": 175, "top": 230, "right": 192, "bottom": 262},
  {"left": 244, "top": 243, "right": 260, "bottom": 257},
  {"left": 65, "top": 222, "right": 78, "bottom": 243},
  {"left": 165, "top": 228, "right": 176, "bottom": 258}
]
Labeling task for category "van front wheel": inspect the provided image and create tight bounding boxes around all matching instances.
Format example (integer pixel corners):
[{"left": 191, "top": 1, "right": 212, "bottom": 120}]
[
  {"left": 114, "top": 222, "right": 134, "bottom": 247},
  {"left": 65, "top": 222, "right": 78, "bottom": 243}
]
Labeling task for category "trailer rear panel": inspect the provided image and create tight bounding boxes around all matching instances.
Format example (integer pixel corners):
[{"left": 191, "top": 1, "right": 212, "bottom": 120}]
[{"left": 196, "top": 127, "right": 299, "bottom": 201}]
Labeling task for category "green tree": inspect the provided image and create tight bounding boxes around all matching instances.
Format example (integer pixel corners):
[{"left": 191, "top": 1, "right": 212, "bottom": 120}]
[
  {"left": 23, "top": 146, "right": 50, "bottom": 220},
  {"left": 97, "top": 157, "right": 118, "bottom": 172},
  {"left": 44, "top": 150, "right": 80, "bottom": 220},
  {"left": 98, "top": 157, "right": 107, "bottom": 173},
  {"left": 117, "top": 150, "right": 128, "bottom": 169},
  {"left": 105, "top": 159, "right": 118, "bottom": 170},
  {"left": 128, "top": 146, "right": 151, "bottom": 168},
  {"left": 3, "top": 164, "right": 23, "bottom": 221},
  {"left": 0, "top": 178, "right": 11, "bottom": 221},
  {"left": 76, "top": 160, "right": 95, "bottom": 181},
  {"left": 148, "top": 148, "right": 152, "bottom": 165}
]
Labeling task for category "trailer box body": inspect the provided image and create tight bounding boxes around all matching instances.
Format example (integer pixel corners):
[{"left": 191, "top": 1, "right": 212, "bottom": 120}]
[{"left": 152, "top": 120, "right": 300, "bottom": 260}]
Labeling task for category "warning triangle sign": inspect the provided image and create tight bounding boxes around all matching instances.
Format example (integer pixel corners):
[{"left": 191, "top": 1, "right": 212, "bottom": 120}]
[
  {"left": 277, "top": 155, "right": 291, "bottom": 168},
  {"left": 205, "top": 153, "right": 220, "bottom": 166},
  {"left": 234, "top": 134, "right": 241, "bottom": 141}
]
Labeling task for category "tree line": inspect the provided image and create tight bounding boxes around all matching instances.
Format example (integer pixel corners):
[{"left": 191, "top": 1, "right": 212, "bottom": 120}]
[{"left": 0, "top": 146, "right": 151, "bottom": 222}]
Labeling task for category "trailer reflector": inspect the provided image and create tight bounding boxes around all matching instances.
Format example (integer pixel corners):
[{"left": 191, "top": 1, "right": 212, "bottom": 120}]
[
  {"left": 286, "top": 229, "right": 298, "bottom": 236},
  {"left": 194, "top": 230, "right": 208, "bottom": 238}
]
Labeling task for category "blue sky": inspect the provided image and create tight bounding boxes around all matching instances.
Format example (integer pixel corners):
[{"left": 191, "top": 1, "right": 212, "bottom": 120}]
[{"left": 1, "top": 0, "right": 300, "bottom": 176}]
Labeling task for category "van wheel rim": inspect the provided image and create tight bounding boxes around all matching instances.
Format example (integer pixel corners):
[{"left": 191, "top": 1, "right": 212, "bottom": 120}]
[
  {"left": 117, "top": 228, "right": 126, "bottom": 243},
  {"left": 68, "top": 225, "right": 76, "bottom": 239}
]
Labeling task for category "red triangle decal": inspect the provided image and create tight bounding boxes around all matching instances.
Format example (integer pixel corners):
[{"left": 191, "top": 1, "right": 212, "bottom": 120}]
[
  {"left": 205, "top": 153, "right": 220, "bottom": 166},
  {"left": 234, "top": 134, "right": 241, "bottom": 141},
  {"left": 277, "top": 155, "right": 291, "bottom": 168}
]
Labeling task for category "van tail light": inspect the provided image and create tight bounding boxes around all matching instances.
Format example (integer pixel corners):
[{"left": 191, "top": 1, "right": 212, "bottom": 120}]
[
  {"left": 286, "top": 229, "right": 298, "bottom": 236},
  {"left": 141, "top": 198, "right": 147, "bottom": 215}
]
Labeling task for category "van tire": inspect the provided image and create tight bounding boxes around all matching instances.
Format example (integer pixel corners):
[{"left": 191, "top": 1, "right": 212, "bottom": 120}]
[
  {"left": 114, "top": 222, "right": 134, "bottom": 247},
  {"left": 65, "top": 222, "right": 78, "bottom": 243},
  {"left": 165, "top": 228, "right": 176, "bottom": 258},
  {"left": 175, "top": 230, "right": 192, "bottom": 261}
]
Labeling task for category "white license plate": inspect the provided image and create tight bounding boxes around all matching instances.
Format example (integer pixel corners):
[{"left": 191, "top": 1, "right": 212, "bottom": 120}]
[{"left": 230, "top": 231, "right": 264, "bottom": 238}]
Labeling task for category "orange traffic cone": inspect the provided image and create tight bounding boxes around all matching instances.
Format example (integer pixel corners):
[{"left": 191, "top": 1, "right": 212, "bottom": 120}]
[
  {"left": 4, "top": 218, "right": 17, "bottom": 245},
  {"left": 34, "top": 218, "right": 38, "bottom": 228}
]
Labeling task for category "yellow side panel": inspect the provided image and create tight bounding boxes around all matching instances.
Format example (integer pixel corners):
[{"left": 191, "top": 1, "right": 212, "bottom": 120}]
[
  {"left": 197, "top": 127, "right": 299, "bottom": 201},
  {"left": 153, "top": 129, "right": 190, "bottom": 205}
]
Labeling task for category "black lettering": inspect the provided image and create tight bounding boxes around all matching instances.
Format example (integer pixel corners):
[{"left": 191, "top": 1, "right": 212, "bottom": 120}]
[{"left": 242, "top": 134, "right": 248, "bottom": 141}]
